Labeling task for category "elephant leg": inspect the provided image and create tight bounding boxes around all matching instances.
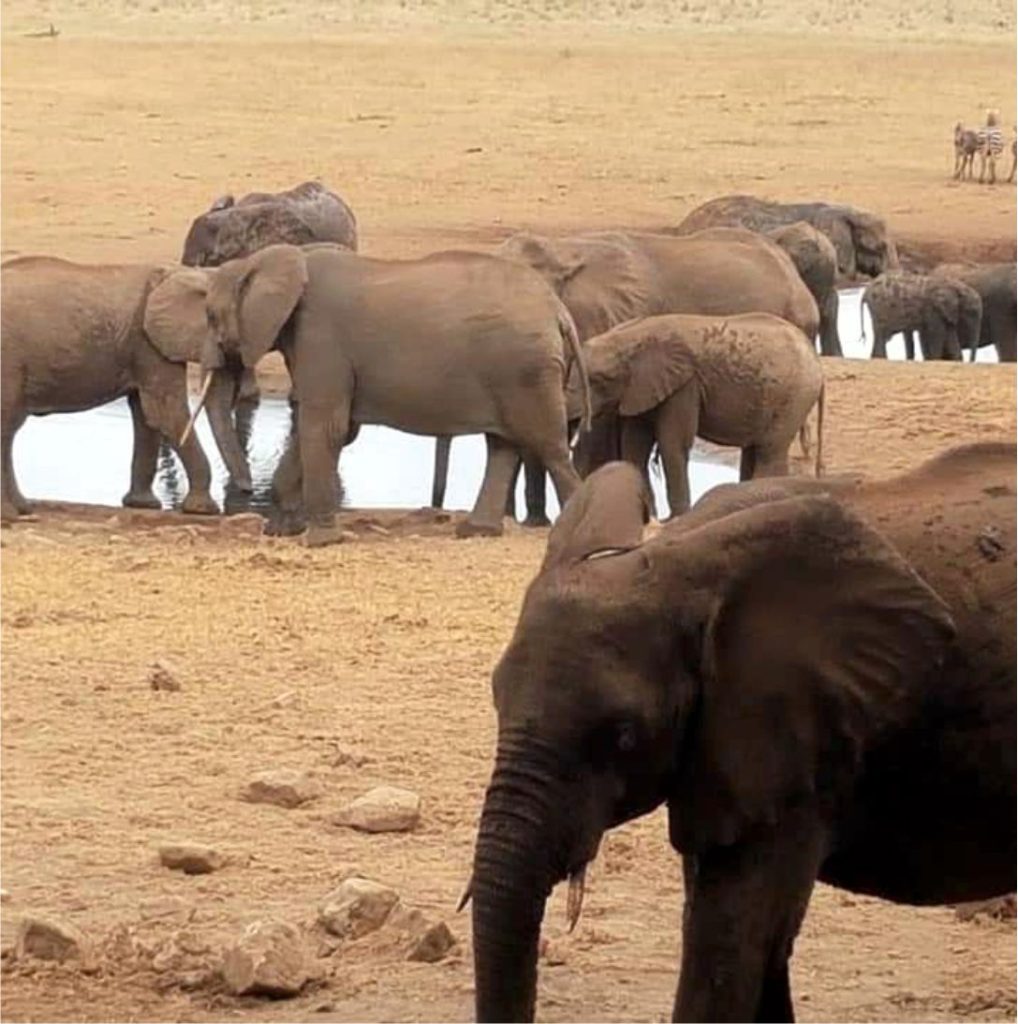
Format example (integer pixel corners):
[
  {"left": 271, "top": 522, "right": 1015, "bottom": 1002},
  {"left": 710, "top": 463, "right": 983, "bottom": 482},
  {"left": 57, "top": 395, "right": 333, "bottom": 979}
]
[
  {"left": 654, "top": 387, "right": 698, "bottom": 518},
  {"left": 298, "top": 400, "right": 348, "bottom": 547},
  {"left": 739, "top": 446, "right": 757, "bottom": 482},
  {"left": 137, "top": 383, "right": 217, "bottom": 515},
  {"left": 619, "top": 415, "right": 658, "bottom": 518},
  {"left": 903, "top": 329, "right": 916, "bottom": 361},
  {"left": 522, "top": 456, "right": 550, "bottom": 528},
  {"left": 751, "top": 441, "right": 792, "bottom": 480},
  {"left": 504, "top": 454, "right": 521, "bottom": 520},
  {"left": 456, "top": 433, "right": 519, "bottom": 538},
  {"left": 123, "top": 391, "right": 163, "bottom": 510},
  {"left": 869, "top": 330, "right": 889, "bottom": 359},
  {"left": 0, "top": 405, "right": 29, "bottom": 520},
  {"left": 818, "top": 291, "right": 842, "bottom": 357},
  {"left": 671, "top": 815, "right": 826, "bottom": 1024},
  {"left": 432, "top": 436, "right": 452, "bottom": 509},
  {"left": 267, "top": 415, "right": 306, "bottom": 537}
]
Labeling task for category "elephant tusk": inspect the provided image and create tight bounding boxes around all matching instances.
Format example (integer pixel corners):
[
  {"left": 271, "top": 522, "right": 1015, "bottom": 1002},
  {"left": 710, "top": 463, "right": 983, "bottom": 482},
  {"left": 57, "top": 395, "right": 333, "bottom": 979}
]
[
  {"left": 179, "top": 371, "right": 214, "bottom": 446},
  {"left": 455, "top": 879, "right": 473, "bottom": 913},
  {"left": 566, "top": 865, "right": 586, "bottom": 933}
]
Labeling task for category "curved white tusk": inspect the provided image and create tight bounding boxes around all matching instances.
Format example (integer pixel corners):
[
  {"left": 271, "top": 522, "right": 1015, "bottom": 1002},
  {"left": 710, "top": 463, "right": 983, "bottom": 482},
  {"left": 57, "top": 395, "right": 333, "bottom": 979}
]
[
  {"left": 456, "top": 880, "right": 473, "bottom": 913},
  {"left": 566, "top": 865, "right": 586, "bottom": 933},
  {"left": 179, "top": 371, "right": 214, "bottom": 446}
]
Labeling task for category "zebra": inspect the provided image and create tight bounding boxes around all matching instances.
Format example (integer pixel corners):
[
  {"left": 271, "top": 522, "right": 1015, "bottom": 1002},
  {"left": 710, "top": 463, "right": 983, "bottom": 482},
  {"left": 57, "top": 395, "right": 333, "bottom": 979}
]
[
  {"left": 953, "top": 122, "right": 980, "bottom": 179},
  {"left": 977, "top": 110, "right": 1005, "bottom": 184}
]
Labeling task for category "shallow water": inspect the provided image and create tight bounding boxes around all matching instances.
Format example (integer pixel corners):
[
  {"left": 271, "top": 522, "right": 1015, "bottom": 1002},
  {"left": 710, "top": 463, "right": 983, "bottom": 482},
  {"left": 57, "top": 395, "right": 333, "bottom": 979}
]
[{"left": 11, "top": 287, "right": 995, "bottom": 522}]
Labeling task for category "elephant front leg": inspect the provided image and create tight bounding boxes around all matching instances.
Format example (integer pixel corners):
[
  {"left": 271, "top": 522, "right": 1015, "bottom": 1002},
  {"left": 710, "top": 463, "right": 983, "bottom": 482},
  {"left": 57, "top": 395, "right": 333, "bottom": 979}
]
[
  {"left": 1, "top": 409, "right": 31, "bottom": 521},
  {"left": 672, "top": 815, "right": 826, "bottom": 1023},
  {"left": 522, "top": 456, "right": 550, "bottom": 527},
  {"left": 123, "top": 391, "right": 164, "bottom": 510},
  {"left": 819, "top": 292, "right": 842, "bottom": 357},
  {"left": 653, "top": 387, "right": 698, "bottom": 518},
  {"left": 619, "top": 415, "right": 658, "bottom": 518},
  {"left": 298, "top": 400, "right": 348, "bottom": 547},
  {"left": 456, "top": 433, "right": 519, "bottom": 538},
  {"left": 432, "top": 436, "right": 452, "bottom": 509}
]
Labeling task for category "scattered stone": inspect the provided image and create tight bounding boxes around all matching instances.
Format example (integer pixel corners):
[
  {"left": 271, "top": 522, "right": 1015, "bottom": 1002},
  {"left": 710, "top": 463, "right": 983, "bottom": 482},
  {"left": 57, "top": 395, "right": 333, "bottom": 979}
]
[
  {"left": 332, "top": 785, "right": 420, "bottom": 833},
  {"left": 14, "top": 916, "right": 91, "bottom": 963},
  {"left": 158, "top": 842, "right": 227, "bottom": 875},
  {"left": 318, "top": 877, "right": 399, "bottom": 939},
  {"left": 240, "top": 769, "right": 322, "bottom": 809},
  {"left": 955, "top": 895, "right": 1016, "bottom": 922},
  {"left": 149, "top": 659, "right": 182, "bottom": 692},
  {"left": 407, "top": 920, "right": 456, "bottom": 963},
  {"left": 222, "top": 920, "right": 309, "bottom": 997}
]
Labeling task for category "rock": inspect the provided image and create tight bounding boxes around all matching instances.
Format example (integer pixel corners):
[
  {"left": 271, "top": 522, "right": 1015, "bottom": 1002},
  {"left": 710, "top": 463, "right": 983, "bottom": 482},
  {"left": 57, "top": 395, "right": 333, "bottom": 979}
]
[
  {"left": 15, "top": 916, "right": 91, "bottom": 963},
  {"left": 221, "top": 920, "right": 308, "bottom": 997},
  {"left": 332, "top": 785, "right": 420, "bottom": 833},
  {"left": 240, "top": 769, "right": 321, "bottom": 809},
  {"left": 158, "top": 842, "right": 227, "bottom": 875},
  {"left": 407, "top": 920, "right": 456, "bottom": 963},
  {"left": 149, "top": 660, "right": 182, "bottom": 692},
  {"left": 955, "top": 895, "right": 1016, "bottom": 922},
  {"left": 318, "top": 877, "right": 399, "bottom": 939}
]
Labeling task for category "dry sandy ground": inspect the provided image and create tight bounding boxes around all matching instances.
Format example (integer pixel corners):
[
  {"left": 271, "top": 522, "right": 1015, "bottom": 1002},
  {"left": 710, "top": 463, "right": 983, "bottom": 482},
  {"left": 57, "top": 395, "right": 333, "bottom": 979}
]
[{"left": 1, "top": 1, "right": 1017, "bottom": 1021}]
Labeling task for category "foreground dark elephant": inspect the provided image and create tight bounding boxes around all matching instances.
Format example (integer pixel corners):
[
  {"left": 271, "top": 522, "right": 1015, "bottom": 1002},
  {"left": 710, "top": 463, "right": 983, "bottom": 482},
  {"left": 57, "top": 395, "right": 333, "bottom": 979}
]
[
  {"left": 862, "top": 270, "right": 981, "bottom": 361},
  {"left": 673, "top": 195, "right": 899, "bottom": 283},
  {"left": 470, "top": 443, "right": 1015, "bottom": 1022},
  {"left": 0, "top": 256, "right": 248, "bottom": 522},
  {"left": 180, "top": 244, "right": 590, "bottom": 545},
  {"left": 432, "top": 228, "right": 819, "bottom": 522},
  {"left": 932, "top": 262, "right": 1016, "bottom": 361}
]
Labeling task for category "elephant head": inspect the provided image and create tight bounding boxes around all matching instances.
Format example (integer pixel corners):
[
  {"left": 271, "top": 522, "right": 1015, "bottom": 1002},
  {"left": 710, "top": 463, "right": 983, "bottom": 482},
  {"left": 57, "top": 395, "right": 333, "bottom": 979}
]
[
  {"left": 815, "top": 206, "right": 898, "bottom": 280},
  {"left": 470, "top": 463, "right": 953, "bottom": 1022},
  {"left": 923, "top": 279, "right": 982, "bottom": 361},
  {"left": 141, "top": 266, "right": 253, "bottom": 490},
  {"left": 182, "top": 199, "right": 318, "bottom": 268}
]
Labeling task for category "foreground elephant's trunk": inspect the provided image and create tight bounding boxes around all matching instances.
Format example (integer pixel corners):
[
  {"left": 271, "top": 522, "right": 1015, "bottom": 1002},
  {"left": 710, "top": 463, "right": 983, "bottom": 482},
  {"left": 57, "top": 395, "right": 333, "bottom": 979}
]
[
  {"left": 205, "top": 366, "right": 254, "bottom": 491},
  {"left": 472, "top": 733, "right": 561, "bottom": 1023}
]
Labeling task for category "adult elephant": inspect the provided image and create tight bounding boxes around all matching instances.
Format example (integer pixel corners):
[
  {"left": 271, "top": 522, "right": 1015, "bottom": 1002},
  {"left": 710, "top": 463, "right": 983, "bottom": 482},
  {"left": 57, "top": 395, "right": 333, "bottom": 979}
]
[
  {"left": 672, "top": 195, "right": 899, "bottom": 283},
  {"left": 431, "top": 229, "right": 819, "bottom": 522},
  {"left": 862, "top": 271, "right": 981, "bottom": 361},
  {"left": 932, "top": 262, "right": 1016, "bottom": 362},
  {"left": 177, "top": 244, "right": 590, "bottom": 546},
  {"left": 469, "top": 443, "right": 1015, "bottom": 1023},
  {"left": 0, "top": 256, "right": 247, "bottom": 522},
  {"left": 567, "top": 313, "right": 824, "bottom": 516}
]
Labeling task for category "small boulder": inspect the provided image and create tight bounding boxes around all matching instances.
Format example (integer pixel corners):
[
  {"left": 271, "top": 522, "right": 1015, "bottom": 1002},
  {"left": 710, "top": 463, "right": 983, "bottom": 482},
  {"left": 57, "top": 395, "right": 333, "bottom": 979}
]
[
  {"left": 158, "top": 843, "right": 227, "bottom": 875},
  {"left": 221, "top": 920, "right": 308, "bottom": 997},
  {"left": 391, "top": 906, "right": 457, "bottom": 963},
  {"left": 149, "top": 660, "right": 182, "bottom": 692},
  {"left": 318, "top": 877, "right": 399, "bottom": 939},
  {"left": 240, "top": 770, "right": 321, "bottom": 809},
  {"left": 332, "top": 786, "right": 420, "bottom": 833},
  {"left": 15, "top": 916, "right": 91, "bottom": 963}
]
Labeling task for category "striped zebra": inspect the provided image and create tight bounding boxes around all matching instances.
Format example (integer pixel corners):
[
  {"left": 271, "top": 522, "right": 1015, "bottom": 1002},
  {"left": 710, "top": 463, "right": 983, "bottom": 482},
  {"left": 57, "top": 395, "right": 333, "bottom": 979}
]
[
  {"left": 977, "top": 111, "right": 1005, "bottom": 184},
  {"left": 953, "top": 122, "right": 980, "bottom": 179}
]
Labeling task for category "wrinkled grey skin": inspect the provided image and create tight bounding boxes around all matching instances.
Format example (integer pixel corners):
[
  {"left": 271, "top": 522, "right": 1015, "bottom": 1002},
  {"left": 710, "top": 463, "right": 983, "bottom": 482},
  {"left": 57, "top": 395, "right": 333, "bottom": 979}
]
[
  {"left": 470, "top": 443, "right": 1015, "bottom": 1023},
  {"left": 182, "top": 244, "right": 589, "bottom": 546},
  {"left": 862, "top": 271, "right": 982, "bottom": 361},
  {"left": 673, "top": 195, "right": 899, "bottom": 284},
  {"left": 0, "top": 256, "right": 249, "bottom": 521},
  {"left": 932, "top": 262, "right": 1016, "bottom": 362}
]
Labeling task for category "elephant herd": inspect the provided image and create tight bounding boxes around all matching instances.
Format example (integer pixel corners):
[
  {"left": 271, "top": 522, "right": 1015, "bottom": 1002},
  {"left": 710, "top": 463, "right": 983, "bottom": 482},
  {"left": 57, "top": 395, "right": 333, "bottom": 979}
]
[{"left": 3, "top": 185, "right": 915, "bottom": 535}]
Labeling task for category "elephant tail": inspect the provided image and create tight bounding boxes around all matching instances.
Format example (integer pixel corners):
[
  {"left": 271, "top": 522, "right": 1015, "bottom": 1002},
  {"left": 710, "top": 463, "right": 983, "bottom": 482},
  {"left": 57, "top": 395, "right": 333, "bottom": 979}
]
[
  {"left": 559, "top": 302, "right": 592, "bottom": 439},
  {"left": 814, "top": 380, "right": 826, "bottom": 477}
]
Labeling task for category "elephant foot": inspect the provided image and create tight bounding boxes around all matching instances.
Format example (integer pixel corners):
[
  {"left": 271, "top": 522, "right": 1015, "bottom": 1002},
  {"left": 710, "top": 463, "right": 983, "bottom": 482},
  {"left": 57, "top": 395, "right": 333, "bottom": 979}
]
[
  {"left": 522, "top": 514, "right": 552, "bottom": 529},
  {"left": 230, "top": 475, "right": 254, "bottom": 494},
  {"left": 1, "top": 502, "right": 21, "bottom": 525},
  {"left": 181, "top": 493, "right": 220, "bottom": 516},
  {"left": 122, "top": 490, "right": 162, "bottom": 511},
  {"left": 455, "top": 518, "right": 504, "bottom": 539},
  {"left": 303, "top": 521, "right": 344, "bottom": 548},
  {"left": 264, "top": 509, "right": 306, "bottom": 536}
]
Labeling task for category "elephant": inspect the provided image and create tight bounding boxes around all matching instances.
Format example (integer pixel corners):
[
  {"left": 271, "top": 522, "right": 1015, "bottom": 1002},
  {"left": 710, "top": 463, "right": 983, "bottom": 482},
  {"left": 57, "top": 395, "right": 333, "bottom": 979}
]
[
  {"left": 431, "top": 228, "right": 819, "bottom": 523},
  {"left": 469, "top": 441, "right": 1016, "bottom": 1023},
  {"left": 932, "top": 262, "right": 1016, "bottom": 362},
  {"left": 172, "top": 244, "right": 591, "bottom": 546},
  {"left": 672, "top": 195, "right": 899, "bottom": 283},
  {"left": 565, "top": 313, "right": 824, "bottom": 516},
  {"left": 862, "top": 271, "right": 982, "bottom": 361},
  {"left": 0, "top": 256, "right": 249, "bottom": 522}
]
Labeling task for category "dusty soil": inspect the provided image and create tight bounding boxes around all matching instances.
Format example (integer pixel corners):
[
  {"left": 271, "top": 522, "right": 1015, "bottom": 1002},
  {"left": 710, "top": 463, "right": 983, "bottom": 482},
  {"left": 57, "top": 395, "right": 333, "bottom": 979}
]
[{"left": 1, "top": 1, "right": 1016, "bottom": 1021}]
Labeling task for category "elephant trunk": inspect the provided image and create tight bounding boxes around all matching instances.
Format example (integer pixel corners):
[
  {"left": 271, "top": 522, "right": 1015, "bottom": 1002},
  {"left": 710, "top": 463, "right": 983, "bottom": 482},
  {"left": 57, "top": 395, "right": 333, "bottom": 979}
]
[
  {"left": 472, "top": 732, "right": 562, "bottom": 1023},
  {"left": 205, "top": 366, "right": 254, "bottom": 492}
]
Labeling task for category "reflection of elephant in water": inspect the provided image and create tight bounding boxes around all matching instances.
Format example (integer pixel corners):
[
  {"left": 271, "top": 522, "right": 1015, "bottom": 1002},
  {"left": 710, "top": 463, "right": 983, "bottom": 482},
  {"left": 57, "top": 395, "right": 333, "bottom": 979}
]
[
  {"left": 432, "top": 229, "right": 819, "bottom": 522},
  {"left": 175, "top": 244, "right": 589, "bottom": 545},
  {"left": 862, "top": 271, "right": 981, "bottom": 361},
  {"left": 0, "top": 256, "right": 248, "bottom": 522},
  {"left": 470, "top": 442, "right": 1016, "bottom": 1023},
  {"left": 932, "top": 262, "right": 1016, "bottom": 362},
  {"left": 566, "top": 313, "right": 824, "bottom": 516},
  {"left": 674, "top": 195, "right": 899, "bottom": 282}
]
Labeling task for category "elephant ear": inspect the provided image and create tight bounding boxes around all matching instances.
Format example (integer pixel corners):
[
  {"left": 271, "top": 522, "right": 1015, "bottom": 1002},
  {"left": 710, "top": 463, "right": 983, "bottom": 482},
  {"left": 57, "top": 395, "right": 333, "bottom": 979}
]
[
  {"left": 542, "top": 462, "right": 652, "bottom": 571},
  {"left": 657, "top": 493, "right": 955, "bottom": 851},
  {"left": 499, "top": 233, "right": 581, "bottom": 291},
  {"left": 926, "top": 282, "right": 962, "bottom": 324},
  {"left": 209, "top": 193, "right": 235, "bottom": 212},
  {"left": 235, "top": 245, "right": 308, "bottom": 367},
  {"left": 559, "top": 235, "right": 652, "bottom": 338},
  {"left": 617, "top": 323, "right": 696, "bottom": 417},
  {"left": 143, "top": 268, "right": 211, "bottom": 363}
]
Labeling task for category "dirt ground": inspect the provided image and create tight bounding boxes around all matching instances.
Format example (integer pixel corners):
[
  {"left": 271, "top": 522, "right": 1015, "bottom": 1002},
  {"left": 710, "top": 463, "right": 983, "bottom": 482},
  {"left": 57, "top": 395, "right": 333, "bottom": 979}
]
[{"left": 1, "top": 1, "right": 1016, "bottom": 1021}]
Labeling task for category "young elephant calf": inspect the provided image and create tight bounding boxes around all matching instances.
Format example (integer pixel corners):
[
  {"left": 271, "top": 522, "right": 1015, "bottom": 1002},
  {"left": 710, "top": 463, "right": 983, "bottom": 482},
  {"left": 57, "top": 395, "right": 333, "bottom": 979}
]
[{"left": 568, "top": 312, "right": 824, "bottom": 516}]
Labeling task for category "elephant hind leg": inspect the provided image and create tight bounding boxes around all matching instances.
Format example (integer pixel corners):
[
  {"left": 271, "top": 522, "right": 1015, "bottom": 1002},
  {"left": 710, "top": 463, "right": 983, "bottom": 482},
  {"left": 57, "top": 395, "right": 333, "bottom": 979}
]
[
  {"left": 457, "top": 432, "right": 518, "bottom": 538},
  {"left": 619, "top": 415, "right": 657, "bottom": 518},
  {"left": 654, "top": 385, "right": 698, "bottom": 517},
  {"left": 1, "top": 404, "right": 30, "bottom": 520},
  {"left": 751, "top": 441, "right": 793, "bottom": 480}
]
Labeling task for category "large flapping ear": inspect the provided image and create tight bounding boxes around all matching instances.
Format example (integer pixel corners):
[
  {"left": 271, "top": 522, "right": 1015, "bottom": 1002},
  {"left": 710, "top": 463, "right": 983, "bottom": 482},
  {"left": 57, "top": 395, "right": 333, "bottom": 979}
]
[
  {"left": 499, "top": 233, "right": 581, "bottom": 291},
  {"left": 559, "top": 235, "right": 651, "bottom": 338},
  {"left": 657, "top": 493, "right": 955, "bottom": 851},
  {"left": 235, "top": 245, "right": 308, "bottom": 367},
  {"left": 542, "top": 462, "right": 653, "bottom": 572},
  {"left": 143, "top": 267, "right": 211, "bottom": 363},
  {"left": 615, "top": 323, "right": 696, "bottom": 417}
]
